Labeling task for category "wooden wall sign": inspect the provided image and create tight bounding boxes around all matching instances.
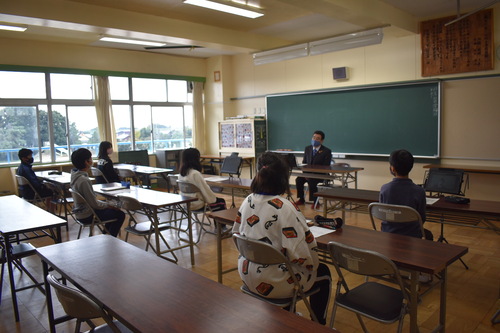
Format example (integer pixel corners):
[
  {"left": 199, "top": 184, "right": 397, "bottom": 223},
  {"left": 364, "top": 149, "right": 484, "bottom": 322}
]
[{"left": 421, "top": 9, "right": 494, "bottom": 77}]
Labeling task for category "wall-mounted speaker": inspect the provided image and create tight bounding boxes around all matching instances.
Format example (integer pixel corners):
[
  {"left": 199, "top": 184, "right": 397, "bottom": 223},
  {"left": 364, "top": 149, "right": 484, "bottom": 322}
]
[{"left": 332, "top": 67, "right": 349, "bottom": 80}]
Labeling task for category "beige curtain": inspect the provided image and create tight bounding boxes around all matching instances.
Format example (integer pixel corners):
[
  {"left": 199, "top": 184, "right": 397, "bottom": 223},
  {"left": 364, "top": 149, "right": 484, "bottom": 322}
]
[
  {"left": 192, "top": 81, "right": 205, "bottom": 151},
  {"left": 92, "top": 76, "right": 117, "bottom": 159}
]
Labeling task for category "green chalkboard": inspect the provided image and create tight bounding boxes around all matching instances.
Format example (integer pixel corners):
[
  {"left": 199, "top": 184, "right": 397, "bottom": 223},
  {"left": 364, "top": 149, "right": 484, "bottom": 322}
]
[{"left": 267, "top": 81, "right": 440, "bottom": 158}]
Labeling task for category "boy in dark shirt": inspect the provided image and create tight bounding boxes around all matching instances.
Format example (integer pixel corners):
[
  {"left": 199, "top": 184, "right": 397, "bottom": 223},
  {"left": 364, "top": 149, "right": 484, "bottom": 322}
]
[
  {"left": 16, "top": 148, "right": 54, "bottom": 209},
  {"left": 380, "top": 149, "right": 432, "bottom": 240}
]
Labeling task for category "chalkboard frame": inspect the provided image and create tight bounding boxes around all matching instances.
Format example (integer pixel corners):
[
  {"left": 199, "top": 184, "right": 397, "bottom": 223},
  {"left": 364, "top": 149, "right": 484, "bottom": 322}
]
[{"left": 266, "top": 80, "right": 441, "bottom": 159}]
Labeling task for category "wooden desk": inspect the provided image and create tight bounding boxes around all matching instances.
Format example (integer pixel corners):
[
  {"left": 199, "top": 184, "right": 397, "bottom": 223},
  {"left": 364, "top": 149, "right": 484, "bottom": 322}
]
[
  {"left": 316, "top": 225, "right": 468, "bottom": 333},
  {"left": 423, "top": 164, "right": 500, "bottom": 175},
  {"left": 315, "top": 187, "right": 500, "bottom": 233},
  {"left": 0, "top": 195, "right": 66, "bottom": 321},
  {"left": 291, "top": 164, "right": 364, "bottom": 189},
  {"left": 205, "top": 176, "right": 252, "bottom": 207},
  {"left": 201, "top": 154, "right": 255, "bottom": 178},
  {"left": 38, "top": 235, "right": 338, "bottom": 333},
  {"left": 207, "top": 207, "right": 239, "bottom": 283},
  {"left": 115, "top": 163, "right": 173, "bottom": 189},
  {"left": 93, "top": 184, "right": 197, "bottom": 264}
]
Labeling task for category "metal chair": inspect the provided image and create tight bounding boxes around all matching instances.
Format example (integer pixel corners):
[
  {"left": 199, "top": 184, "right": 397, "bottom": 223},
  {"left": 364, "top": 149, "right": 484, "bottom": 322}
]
[
  {"left": 220, "top": 152, "right": 243, "bottom": 178},
  {"left": 168, "top": 174, "right": 179, "bottom": 194},
  {"left": 15, "top": 175, "right": 49, "bottom": 209},
  {"left": 91, "top": 167, "right": 110, "bottom": 184},
  {"left": 232, "top": 234, "right": 320, "bottom": 322},
  {"left": 327, "top": 241, "right": 409, "bottom": 332},
  {"left": 368, "top": 202, "right": 425, "bottom": 239},
  {"left": 43, "top": 181, "right": 74, "bottom": 223},
  {"left": 116, "top": 168, "right": 141, "bottom": 187},
  {"left": 0, "top": 237, "right": 44, "bottom": 305},
  {"left": 176, "top": 180, "right": 216, "bottom": 243},
  {"left": 118, "top": 195, "right": 178, "bottom": 262},
  {"left": 313, "top": 163, "right": 351, "bottom": 210},
  {"left": 46, "top": 274, "right": 133, "bottom": 333},
  {"left": 68, "top": 189, "right": 116, "bottom": 239}
]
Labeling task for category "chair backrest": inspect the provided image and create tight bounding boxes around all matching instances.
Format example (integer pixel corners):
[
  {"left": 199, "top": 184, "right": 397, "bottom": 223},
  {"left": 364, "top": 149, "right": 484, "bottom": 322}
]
[
  {"left": 233, "top": 233, "right": 307, "bottom": 291},
  {"left": 168, "top": 174, "right": 179, "bottom": 193},
  {"left": 116, "top": 168, "right": 136, "bottom": 179},
  {"left": 46, "top": 274, "right": 124, "bottom": 333},
  {"left": 46, "top": 274, "right": 104, "bottom": 320},
  {"left": 332, "top": 163, "right": 350, "bottom": 168},
  {"left": 368, "top": 202, "right": 425, "bottom": 238},
  {"left": 220, "top": 154, "right": 242, "bottom": 177},
  {"left": 69, "top": 188, "right": 101, "bottom": 221},
  {"left": 233, "top": 234, "right": 291, "bottom": 266},
  {"left": 176, "top": 179, "right": 210, "bottom": 202},
  {"left": 15, "top": 174, "right": 30, "bottom": 186},
  {"left": 117, "top": 194, "right": 143, "bottom": 211},
  {"left": 91, "top": 167, "right": 109, "bottom": 183}
]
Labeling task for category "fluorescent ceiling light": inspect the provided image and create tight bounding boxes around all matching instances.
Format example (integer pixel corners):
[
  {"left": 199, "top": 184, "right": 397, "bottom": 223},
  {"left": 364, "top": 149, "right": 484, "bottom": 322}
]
[
  {"left": 0, "top": 24, "right": 27, "bottom": 32},
  {"left": 184, "top": 0, "right": 264, "bottom": 19},
  {"left": 253, "top": 43, "right": 308, "bottom": 65},
  {"left": 253, "top": 27, "right": 385, "bottom": 65},
  {"left": 99, "top": 37, "right": 166, "bottom": 47},
  {"left": 309, "top": 28, "right": 383, "bottom": 56}
]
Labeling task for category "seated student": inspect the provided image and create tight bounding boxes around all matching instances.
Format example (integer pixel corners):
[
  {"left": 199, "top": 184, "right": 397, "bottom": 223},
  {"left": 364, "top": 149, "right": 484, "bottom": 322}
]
[
  {"left": 70, "top": 148, "right": 125, "bottom": 237},
  {"left": 380, "top": 149, "right": 433, "bottom": 240},
  {"left": 178, "top": 148, "right": 226, "bottom": 212},
  {"left": 16, "top": 148, "right": 54, "bottom": 209},
  {"left": 295, "top": 130, "right": 332, "bottom": 208},
  {"left": 233, "top": 152, "right": 331, "bottom": 325},
  {"left": 96, "top": 141, "right": 120, "bottom": 183}
]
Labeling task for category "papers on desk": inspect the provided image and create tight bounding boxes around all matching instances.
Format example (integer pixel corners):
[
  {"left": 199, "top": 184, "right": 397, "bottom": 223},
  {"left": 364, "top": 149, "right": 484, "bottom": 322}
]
[
  {"left": 426, "top": 197, "right": 440, "bottom": 205},
  {"left": 205, "top": 176, "right": 230, "bottom": 182},
  {"left": 309, "top": 225, "right": 336, "bottom": 238},
  {"left": 100, "top": 186, "right": 127, "bottom": 192}
]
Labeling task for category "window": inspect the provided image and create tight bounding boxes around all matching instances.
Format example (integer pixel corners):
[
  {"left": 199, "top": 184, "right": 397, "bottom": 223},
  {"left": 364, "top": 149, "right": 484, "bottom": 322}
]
[
  {"left": 110, "top": 77, "right": 193, "bottom": 153},
  {"left": 0, "top": 71, "right": 193, "bottom": 165}
]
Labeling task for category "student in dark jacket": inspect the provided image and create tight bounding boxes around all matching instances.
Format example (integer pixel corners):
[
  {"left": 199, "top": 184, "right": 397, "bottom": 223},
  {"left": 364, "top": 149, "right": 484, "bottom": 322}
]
[
  {"left": 96, "top": 141, "right": 120, "bottom": 183},
  {"left": 295, "top": 130, "right": 332, "bottom": 206},
  {"left": 16, "top": 148, "right": 54, "bottom": 209}
]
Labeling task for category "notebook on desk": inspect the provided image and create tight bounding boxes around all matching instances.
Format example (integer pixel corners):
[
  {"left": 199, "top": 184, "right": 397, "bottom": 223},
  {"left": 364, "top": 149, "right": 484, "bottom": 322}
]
[
  {"left": 100, "top": 186, "right": 128, "bottom": 192},
  {"left": 205, "top": 176, "right": 230, "bottom": 182}
]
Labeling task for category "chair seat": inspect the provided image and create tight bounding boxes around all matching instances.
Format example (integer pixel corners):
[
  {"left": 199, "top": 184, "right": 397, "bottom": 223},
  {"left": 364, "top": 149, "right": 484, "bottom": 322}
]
[
  {"left": 337, "top": 281, "right": 404, "bottom": 322},
  {"left": 12, "top": 243, "right": 37, "bottom": 258},
  {"left": 241, "top": 284, "right": 320, "bottom": 307}
]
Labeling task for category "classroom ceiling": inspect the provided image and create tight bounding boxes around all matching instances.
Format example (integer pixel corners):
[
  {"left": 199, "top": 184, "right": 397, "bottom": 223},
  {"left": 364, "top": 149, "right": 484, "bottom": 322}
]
[{"left": 0, "top": 0, "right": 498, "bottom": 59}]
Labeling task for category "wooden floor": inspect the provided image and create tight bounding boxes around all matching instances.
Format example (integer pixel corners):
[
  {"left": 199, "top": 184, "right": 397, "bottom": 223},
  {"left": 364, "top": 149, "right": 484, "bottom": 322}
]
[{"left": 1, "top": 189, "right": 499, "bottom": 333}]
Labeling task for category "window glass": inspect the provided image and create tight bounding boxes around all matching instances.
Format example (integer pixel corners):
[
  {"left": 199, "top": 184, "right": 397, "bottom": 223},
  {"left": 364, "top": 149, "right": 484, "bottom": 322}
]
[
  {"left": 132, "top": 78, "right": 166, "bottom": 102},
  {"left": 184, "top": 105, "right": 193, "bottom": 148},
  {"left": 0, "top": 106, "right": 39, "bottom": 164},
  {"left": 152, "top": 106, "right": 184, "bottom": 150},
  {"left": 51, "top": 73, "right": 93, "bottom": 100},
  {"left": 133, "top": 105, "right": 152, "bottom": 152},
  {"left": 167, "top": 80, "right": 188, "bottom": 102},
  {"left": 67, "top": 106, "right": 100, "bottom": 156},
  {"left": 109, "top": 76, "right": 129, "bottom": 100},
  {"left": 113, "top": 105, "right": 132, "bottom": 151},
  {"left": 50, "top": 105, "right": 71, "bottom": 162},
  {"left": 0, "top": 72, "right": 46, "bottom": 99}
]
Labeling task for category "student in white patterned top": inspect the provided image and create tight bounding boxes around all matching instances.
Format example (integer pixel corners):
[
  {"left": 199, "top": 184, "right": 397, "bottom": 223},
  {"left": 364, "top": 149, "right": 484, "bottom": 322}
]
[{"left": 233, "top": 152, "right": 331, "bottom": 325}]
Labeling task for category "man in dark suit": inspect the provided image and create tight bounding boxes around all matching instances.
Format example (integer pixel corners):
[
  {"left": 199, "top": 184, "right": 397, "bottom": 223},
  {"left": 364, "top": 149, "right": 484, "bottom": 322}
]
[{"left": 295, "top": 130, "right": 332, "bottom": 207}]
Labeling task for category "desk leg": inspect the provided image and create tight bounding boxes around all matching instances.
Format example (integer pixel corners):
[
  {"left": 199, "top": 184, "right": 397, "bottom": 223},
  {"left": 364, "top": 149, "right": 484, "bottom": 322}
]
[
  {"left": 4, "top": 235, "right": 20, "bottom": 322},
  {"left": 230, "top": 188, "right": 236, "bottom": 208},
  {"left": 216, "top": 219, "right": 223, "bottom": 283},
  {"left": 409, "top": 270, "right": 419, "bottom": 333},
  {"left": 43, "top": 261, "right": 56, "bottom": 333},
  {"left": 187, "top": 202, "right": 195, "bottom": 266},
  {"left": 439, "top": 269, "right": 447, "bottom": 333}
]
